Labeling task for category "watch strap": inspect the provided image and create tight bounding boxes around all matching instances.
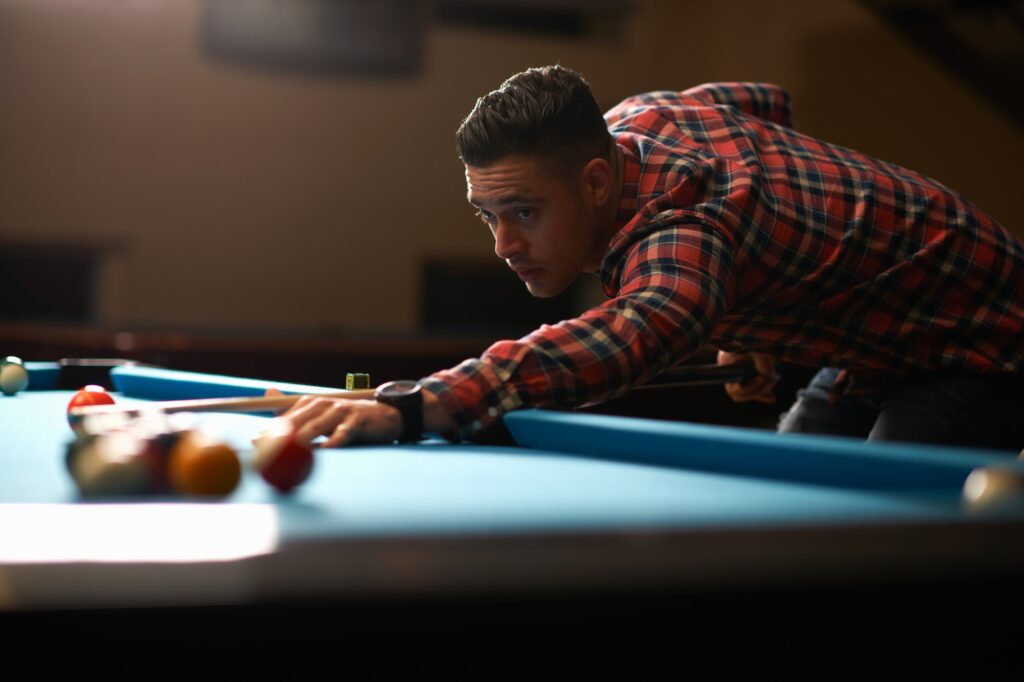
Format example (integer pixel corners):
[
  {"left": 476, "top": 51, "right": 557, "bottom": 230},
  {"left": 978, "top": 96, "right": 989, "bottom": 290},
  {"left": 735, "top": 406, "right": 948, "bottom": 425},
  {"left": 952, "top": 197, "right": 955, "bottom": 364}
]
[
  {"left": 396, "top": 395, "right": 423, "bottom": 443},
  {"left": 375, "top": 380, "right": 424, "bottom": 443}
]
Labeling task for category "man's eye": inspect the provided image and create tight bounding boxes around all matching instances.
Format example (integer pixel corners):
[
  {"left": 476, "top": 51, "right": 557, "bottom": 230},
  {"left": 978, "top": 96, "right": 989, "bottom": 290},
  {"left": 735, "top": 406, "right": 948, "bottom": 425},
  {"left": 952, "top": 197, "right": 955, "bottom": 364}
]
[
  {"left": 476, "top": 210, "right": 495, "bottom": 224},
  {"left": 515, "top": 208, "right": 533, "bottom": 221}
]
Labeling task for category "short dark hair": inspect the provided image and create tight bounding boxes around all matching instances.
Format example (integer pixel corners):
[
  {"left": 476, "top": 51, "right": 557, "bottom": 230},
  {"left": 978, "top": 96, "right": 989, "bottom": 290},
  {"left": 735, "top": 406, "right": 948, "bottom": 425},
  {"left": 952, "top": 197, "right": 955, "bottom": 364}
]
[{"left": 456, "top": 65, "right": 612, "bottom": 177}]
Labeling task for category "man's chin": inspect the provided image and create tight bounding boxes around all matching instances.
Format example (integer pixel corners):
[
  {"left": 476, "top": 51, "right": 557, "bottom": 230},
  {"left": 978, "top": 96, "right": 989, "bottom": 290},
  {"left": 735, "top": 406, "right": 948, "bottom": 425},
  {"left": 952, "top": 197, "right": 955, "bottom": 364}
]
[
  {"left": 525, "top": 278, "right": 570, "bottom": 299},
  {"left": 526, "top": 285, "right": 554, "bottom": 298}
]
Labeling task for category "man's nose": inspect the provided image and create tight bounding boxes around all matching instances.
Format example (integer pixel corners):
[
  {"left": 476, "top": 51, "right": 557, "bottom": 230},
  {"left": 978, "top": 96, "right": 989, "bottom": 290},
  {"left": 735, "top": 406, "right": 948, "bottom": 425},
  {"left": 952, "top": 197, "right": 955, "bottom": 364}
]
[{"left": 494, "top": 221, "right": 524, "bottom": 261}]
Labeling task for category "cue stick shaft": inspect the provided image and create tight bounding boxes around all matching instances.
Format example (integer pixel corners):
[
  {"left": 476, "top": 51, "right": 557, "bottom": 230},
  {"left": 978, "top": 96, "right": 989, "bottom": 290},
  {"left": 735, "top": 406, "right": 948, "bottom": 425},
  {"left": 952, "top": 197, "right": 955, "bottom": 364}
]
[
  {"left": 637, "top": 360, "right": 760, "bottom": 389},
  {"left": 70, "top": 389, "right": 377, "bottom": 420},
  {"left": 70, "top": 361, "right": 762, "bottom": 420}
]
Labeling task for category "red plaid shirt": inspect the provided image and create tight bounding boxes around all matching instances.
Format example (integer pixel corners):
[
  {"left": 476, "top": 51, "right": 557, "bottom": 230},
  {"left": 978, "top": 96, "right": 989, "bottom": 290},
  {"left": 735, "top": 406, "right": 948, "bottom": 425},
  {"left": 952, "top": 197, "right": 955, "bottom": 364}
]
[{"left": 424, "top": 83, "right": 1024, "bottom": 439}]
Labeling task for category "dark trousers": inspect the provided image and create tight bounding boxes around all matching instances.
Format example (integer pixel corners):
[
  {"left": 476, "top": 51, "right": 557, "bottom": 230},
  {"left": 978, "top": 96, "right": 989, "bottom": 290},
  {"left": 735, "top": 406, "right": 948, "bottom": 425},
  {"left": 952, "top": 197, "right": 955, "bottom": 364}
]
[{"left": 777, "top": 367, "right": 1024, "bottom": 453}]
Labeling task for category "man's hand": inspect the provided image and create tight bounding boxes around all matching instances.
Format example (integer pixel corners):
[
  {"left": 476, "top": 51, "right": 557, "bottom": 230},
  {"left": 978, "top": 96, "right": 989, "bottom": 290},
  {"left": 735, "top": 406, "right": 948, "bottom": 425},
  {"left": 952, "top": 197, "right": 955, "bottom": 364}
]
[
  {"left": 258, "top": 387, "right": 455, "bottom": 447},
  {"left": 718, "top": 351, "right": 779, "bottom": 404}
]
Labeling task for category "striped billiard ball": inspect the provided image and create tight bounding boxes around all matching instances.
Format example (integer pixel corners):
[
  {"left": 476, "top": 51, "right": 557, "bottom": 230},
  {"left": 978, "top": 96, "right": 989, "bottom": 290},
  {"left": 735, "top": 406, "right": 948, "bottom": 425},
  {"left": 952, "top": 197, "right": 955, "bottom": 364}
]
[{"left": 67, "top": 385, "right": 116, "bottom": 433}]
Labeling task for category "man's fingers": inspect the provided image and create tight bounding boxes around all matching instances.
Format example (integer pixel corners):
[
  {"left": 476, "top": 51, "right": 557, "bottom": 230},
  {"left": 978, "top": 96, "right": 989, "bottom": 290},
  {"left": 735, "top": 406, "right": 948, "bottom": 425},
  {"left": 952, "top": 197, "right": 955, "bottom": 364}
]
[
  {"left": 254, "top": 398, "right": 405, "bottom": 449},
  {"left": 726, "top": 375, "right": 777, "bottom": 403},
  {"left": 321, "top": 419, "right": 357, "bottom": 448},
  {"left": 276, "top": 393, "right": 319, "bottom": 419},
  {"left": 294, "top": 401, "right": 351, "bottom": 444},
  {"left": 750, "top": 354, "right": 778, "bottom": 381},
  {"left": 720, "top": 352, "right": 779, "bottom": 404}
]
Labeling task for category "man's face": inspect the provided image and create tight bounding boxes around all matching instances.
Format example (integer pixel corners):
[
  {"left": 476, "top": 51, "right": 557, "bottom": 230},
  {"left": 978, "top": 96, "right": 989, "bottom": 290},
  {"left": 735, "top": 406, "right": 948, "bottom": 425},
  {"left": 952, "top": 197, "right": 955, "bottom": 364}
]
[{"left": 466, "top": 155, "right": 600, "bottom": 298}]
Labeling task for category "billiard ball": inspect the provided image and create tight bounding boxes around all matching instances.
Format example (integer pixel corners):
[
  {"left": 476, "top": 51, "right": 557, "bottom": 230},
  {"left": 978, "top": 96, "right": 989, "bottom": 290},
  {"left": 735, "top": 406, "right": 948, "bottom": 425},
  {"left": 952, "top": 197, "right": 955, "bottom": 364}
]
[
  {"left": 67, "top": 385, "right": 117, "bottom": 432},
  {"left": 65, "top": 433, "right": 98, "bottom": 479},
  {"left": 253, "top": 420, "right": 314, "bottom": 493},
  {"left": 68, "top": 430, "right": 153, "bottom": 497},
  {"left": 167, "top": 431, "right": 242, "bottom": 497},
  {"left": 961, "top": 466, "right": 1024, "bottom": 510},
  {"left": 132, "top": 429, "right": 179, "bottom": 494},
  {"left": 132, "top": 413, "right": 197, "bottom": 494},
  {"left": 0, "top": 356, "right": 29, "bottom": 396}
]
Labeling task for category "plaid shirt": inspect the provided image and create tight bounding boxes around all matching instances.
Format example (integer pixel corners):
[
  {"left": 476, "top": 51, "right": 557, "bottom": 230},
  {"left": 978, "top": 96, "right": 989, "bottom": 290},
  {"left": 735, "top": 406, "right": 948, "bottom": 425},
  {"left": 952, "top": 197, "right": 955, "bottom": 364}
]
[{"left": 423, "top": 83, "right": 1024, "bottom": 439}]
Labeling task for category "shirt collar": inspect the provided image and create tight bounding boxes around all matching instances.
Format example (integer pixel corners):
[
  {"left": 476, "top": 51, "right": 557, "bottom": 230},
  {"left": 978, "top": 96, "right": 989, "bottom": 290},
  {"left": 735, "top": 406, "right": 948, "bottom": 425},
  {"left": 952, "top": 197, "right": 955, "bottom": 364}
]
[
  {"left": 614, "top": 142, "right": 641, "bottom": 233},
  {"left": 598, "top": 143, "right": 643, "bottom": 296}
]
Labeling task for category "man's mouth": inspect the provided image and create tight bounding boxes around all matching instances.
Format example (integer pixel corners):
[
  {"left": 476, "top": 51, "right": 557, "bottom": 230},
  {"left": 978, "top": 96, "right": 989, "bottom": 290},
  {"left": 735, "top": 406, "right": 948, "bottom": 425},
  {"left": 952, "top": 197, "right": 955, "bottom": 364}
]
[{"left": 512, "top": 266, "right": 544, "bottom": 282}]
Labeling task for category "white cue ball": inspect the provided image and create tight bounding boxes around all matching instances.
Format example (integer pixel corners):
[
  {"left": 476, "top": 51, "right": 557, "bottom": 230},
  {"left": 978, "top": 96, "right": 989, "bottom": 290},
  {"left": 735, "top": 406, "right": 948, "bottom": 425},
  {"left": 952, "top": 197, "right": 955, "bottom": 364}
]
[
  {"left": 0, "top": 356, "right": 29, "bottom": 396},
  {"left": 70, "top": 431, "right": 152, "bottom": 497},
  {"left": 962, "top": 467, "right": 1024, "bottom": 509}
]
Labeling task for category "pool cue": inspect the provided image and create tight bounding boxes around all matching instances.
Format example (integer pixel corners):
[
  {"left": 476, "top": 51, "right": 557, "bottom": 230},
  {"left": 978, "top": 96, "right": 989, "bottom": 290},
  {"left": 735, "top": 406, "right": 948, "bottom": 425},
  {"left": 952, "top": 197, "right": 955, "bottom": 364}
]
[
  {"left": 70, "top": 362, "right": 761, "bottom": 421},
  {"left": 637, "top": 359, "right": 760, "bottom": 389},
  {"left": 69, "top": 389, "right": 377, "bottom": 421}
]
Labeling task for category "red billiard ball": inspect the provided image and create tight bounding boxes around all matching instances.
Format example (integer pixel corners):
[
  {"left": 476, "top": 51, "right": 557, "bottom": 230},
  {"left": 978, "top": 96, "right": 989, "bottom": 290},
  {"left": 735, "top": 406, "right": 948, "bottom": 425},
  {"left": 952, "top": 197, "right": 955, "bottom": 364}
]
[
  {"left": 253, "top": 421, "right": 314, "bottom": 493},
  {"left": 67, "top": 385, "right": 116, "bottom": 433}
]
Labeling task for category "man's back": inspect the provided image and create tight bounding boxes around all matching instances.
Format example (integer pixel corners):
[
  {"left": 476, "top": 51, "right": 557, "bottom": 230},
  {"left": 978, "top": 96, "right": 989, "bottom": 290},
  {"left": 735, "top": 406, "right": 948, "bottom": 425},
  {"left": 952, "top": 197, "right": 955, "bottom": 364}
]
[{"left": 603, "top": 83, "right": 1024, "bottom": 377}]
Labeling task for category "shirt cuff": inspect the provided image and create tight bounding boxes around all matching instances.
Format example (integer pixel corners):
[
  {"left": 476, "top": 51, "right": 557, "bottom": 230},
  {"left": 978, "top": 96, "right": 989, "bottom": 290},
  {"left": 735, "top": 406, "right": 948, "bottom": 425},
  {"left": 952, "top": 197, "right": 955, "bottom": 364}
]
[{"left": 421, "top": 357, "right": 524, "bottom": 441}]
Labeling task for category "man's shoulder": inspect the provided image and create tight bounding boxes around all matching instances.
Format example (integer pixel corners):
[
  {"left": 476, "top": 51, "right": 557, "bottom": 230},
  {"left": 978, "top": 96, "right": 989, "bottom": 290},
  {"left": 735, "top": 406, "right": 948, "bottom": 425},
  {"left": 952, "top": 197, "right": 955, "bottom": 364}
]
[
  {"left": 606, "top": 83, "right": 793, "bottom": 131},
  {"left": 605, "top": 90, "right": 705, "bottom": 125}
]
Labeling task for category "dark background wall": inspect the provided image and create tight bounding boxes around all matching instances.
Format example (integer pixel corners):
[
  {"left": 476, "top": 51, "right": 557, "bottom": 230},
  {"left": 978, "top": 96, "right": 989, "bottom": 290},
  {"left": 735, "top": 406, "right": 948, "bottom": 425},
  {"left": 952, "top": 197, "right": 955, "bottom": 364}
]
[{"left": 1, "top": 0, "right": 1021, "bottom": 424}]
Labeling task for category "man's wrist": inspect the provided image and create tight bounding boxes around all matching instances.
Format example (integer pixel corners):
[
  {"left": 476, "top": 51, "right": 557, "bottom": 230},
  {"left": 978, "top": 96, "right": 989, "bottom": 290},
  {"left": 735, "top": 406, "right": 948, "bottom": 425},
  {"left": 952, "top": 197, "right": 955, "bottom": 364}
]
[
  {"left": 422, "top": 388, "right": 457, "bottom": 435},
  {"left": 374, "top": 380, "right": 424, "bottom": 442}
]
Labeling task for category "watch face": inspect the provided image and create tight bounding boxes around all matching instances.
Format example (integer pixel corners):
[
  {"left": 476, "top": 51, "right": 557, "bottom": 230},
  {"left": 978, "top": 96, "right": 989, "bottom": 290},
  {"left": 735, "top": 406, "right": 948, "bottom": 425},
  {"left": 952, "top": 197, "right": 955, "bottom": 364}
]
[{"left": 376, "top": 380, "right": 420, "bottom": 399}]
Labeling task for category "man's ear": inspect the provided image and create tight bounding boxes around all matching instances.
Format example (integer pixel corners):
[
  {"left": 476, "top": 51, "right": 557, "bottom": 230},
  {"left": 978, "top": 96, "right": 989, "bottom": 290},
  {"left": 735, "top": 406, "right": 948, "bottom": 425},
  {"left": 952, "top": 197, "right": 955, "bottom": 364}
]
[{"left": 580, "top": 157, "right": 613, "bottom": 207}]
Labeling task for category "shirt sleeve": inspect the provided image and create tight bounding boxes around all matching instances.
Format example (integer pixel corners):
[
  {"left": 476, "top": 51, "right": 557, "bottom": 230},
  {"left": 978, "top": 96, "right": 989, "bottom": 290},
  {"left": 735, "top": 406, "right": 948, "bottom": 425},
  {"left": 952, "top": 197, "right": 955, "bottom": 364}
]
[
  {"left": 681, "top": 83, "right": 793, "bottom": 127},
  {"left": 421, "top": 219, "right": 736, "bottom": 440}
]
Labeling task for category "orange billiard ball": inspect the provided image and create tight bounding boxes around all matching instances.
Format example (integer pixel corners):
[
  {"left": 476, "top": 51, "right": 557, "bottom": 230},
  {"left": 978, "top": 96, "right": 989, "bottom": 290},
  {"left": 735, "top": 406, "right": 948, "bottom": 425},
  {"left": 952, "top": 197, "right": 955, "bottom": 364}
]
[
  {"left": 167, "top": 431, "right": 241, "bottom": 497},
  {"left": 67, "top": 385, "right": 116, "bottom": 433}
]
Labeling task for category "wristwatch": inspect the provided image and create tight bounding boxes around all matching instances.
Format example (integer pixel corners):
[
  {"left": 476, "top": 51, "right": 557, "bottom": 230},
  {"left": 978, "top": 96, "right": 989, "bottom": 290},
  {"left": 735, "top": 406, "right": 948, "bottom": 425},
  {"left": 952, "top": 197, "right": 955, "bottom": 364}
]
[{"left": 374, "top": 380, "right": 424, "bottom": 443}]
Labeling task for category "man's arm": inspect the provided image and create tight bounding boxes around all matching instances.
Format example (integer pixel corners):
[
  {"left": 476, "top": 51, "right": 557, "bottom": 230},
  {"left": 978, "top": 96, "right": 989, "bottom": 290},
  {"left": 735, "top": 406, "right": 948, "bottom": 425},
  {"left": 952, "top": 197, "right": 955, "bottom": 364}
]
[
  {"left": 419, "top": 219, "right": 738, "bottom": 440},
  {"left": 272, "top": 221, "right": 737, "bottom": 446}
]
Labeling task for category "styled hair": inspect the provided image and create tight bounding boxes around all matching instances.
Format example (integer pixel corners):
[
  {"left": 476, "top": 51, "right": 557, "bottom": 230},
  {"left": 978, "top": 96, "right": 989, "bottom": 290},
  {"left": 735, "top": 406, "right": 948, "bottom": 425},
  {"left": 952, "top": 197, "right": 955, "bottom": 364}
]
[{"left": 456, "top": 65, "right": 612, "bottom": 177}]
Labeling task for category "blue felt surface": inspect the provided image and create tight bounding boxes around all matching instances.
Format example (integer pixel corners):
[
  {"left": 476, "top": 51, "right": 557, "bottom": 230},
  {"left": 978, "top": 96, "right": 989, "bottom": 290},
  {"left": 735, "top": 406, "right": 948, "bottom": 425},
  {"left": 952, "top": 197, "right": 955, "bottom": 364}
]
[{"left": 0, "top": 388, "right": 969, "bottom": 540}]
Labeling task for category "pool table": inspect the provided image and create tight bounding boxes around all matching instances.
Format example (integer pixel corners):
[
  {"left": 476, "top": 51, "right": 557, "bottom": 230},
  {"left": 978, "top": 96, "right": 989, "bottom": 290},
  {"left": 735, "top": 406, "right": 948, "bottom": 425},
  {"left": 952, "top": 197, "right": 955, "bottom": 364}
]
[{"left": 3, "top": 363, "right": 1024, "bottom": 669}]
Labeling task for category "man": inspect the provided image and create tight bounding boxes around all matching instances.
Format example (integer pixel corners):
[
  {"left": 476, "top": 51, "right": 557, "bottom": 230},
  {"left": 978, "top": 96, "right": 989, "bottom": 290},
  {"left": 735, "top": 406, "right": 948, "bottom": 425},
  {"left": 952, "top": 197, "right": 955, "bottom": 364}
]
[{"left": 277, "top": 65, "right": 1024, "bottom": 451}]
